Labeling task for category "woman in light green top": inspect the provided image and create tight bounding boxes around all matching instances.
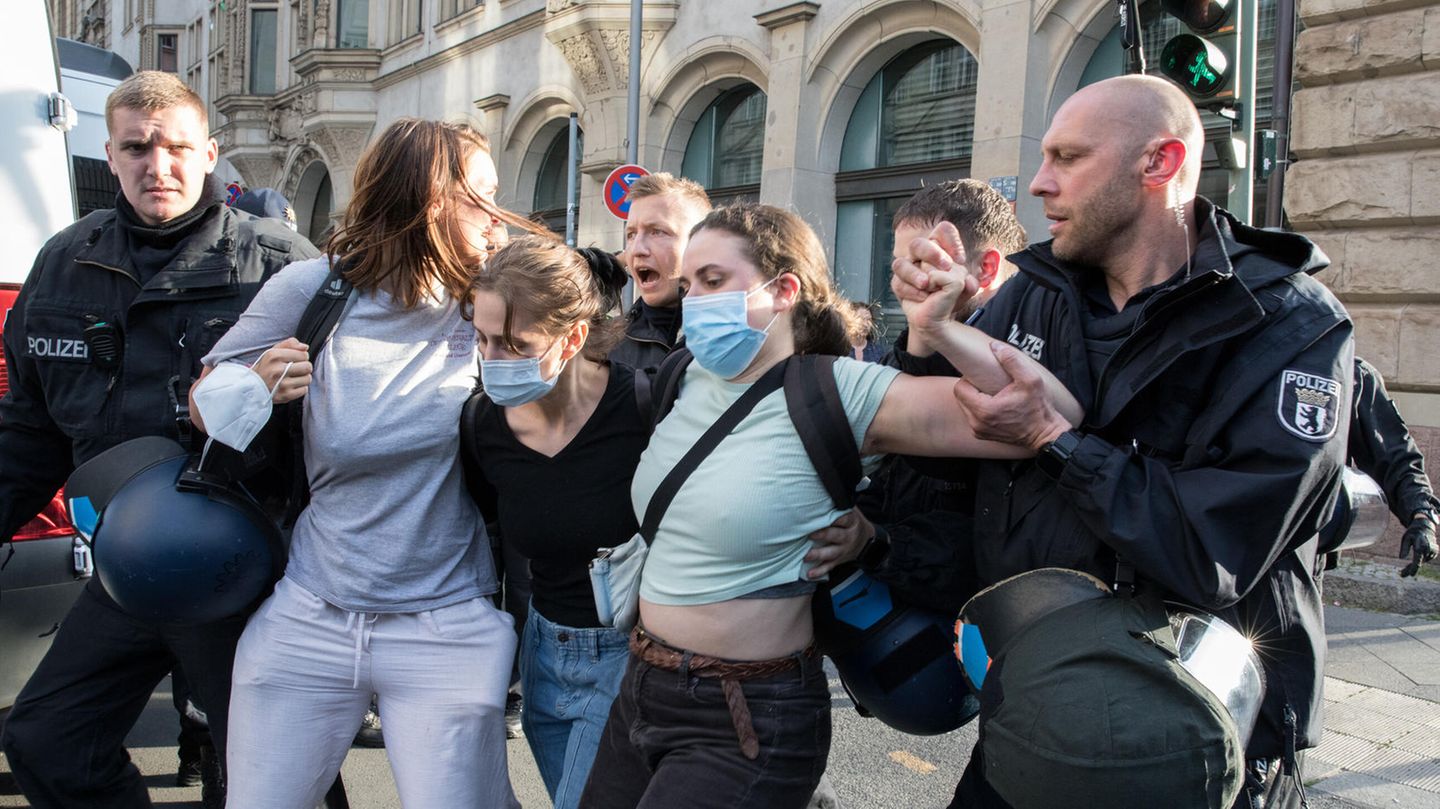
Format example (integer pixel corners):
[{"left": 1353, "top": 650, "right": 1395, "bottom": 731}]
[{"left": 580, "top": 203, "right": 1082, "bottom": 809}]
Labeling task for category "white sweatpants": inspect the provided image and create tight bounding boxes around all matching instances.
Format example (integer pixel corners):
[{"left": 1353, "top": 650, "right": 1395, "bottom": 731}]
[{"left": 226, "top": 576, "right": 520, "bottom": 809}]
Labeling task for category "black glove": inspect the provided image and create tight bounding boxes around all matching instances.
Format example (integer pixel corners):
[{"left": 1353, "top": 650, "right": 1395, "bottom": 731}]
[{"left": 1399, "top": 514, "right": 1438, "bottom": 578}]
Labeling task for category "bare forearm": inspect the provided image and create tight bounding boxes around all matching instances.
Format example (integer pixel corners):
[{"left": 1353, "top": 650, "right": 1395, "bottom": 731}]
[{"left": 920, "top": 320, "right": 1011, "bottom": 393}]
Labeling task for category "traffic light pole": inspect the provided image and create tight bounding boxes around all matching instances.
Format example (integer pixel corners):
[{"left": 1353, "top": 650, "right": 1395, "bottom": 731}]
[{"left": 1229, "top": 0, "right": 1259, "bottom": 224}]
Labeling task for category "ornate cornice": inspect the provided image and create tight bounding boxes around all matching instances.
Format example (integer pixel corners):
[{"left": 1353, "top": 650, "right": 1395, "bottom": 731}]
[{"left": 543, "top": 1, "right": 677, "bottom": 98}]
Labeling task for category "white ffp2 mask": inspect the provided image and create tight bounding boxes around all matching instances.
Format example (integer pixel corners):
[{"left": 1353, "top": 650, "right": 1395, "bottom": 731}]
[{"left": 192, "top": 352, "right": 293, "bottom": 451}]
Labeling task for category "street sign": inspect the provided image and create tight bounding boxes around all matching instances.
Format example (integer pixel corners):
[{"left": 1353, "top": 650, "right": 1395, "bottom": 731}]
[
  {"left": 224, "top": 182, "right": 243, "bottom": 207},
  {"left": 602, "top": 164, "right": 649, "bottom": 220}
]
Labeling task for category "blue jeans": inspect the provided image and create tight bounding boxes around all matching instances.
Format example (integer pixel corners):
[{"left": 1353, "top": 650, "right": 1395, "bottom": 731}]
[{"left": 519, "top": 603, "right": 629, "bottom": 809}]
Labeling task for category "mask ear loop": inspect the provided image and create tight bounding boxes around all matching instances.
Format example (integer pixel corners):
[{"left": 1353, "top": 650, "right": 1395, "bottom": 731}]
[{"left": 196, "top": 353, "right": 296, "bottom": 472}]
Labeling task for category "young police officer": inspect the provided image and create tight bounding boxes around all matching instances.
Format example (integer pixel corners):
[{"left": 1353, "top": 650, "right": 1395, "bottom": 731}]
[
  {"left": 893, "top": 75, "right": 1352, "bottom": 809},
  {"left": 609, "top": 172, "right": 711, "bottom": 371},
  {"left": 0, "top": 71, "right": 318, "bottom": 808}
]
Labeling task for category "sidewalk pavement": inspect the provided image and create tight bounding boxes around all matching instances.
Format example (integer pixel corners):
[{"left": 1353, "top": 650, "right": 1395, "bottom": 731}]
[{"left": 1308, "top": 605, "right": 1440, "bottom": 808}]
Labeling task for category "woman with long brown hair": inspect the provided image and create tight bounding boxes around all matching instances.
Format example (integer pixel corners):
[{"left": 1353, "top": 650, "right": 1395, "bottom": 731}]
[
  {"left": 580, "top": 203, "right": 1083, "bottom": 809},
  {"left": 190, "top": 119, "right": 538, "bottom": 808}
]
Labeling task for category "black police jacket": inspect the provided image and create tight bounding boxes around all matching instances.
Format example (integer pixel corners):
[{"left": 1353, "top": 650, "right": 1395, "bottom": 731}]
[
  {"left": 1350, "top": 356, "right": 1439, "bottom": 522},
  {"left": 608, "top": 298, "right": 681, "bottom": 372},
  {"left": 0, "top": 202, "right": 319, "bottom": 540},
  {"left": 898, "top": 199, "right": 1353, "bottom": 761}
]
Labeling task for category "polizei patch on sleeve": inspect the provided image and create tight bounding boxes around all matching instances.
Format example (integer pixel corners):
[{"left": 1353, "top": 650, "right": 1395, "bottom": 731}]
[{"left": 1277, "top": 369, "right": 1341, "bottom": 441}]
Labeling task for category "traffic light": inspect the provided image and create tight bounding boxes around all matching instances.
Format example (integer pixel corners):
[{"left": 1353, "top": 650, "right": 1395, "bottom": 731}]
[
  {"left": 1157, "top": 0, "right": 1261, "bottom": 224},
  {"left": 1158, "top": 0, "right": 1238, "bottom": 104}
]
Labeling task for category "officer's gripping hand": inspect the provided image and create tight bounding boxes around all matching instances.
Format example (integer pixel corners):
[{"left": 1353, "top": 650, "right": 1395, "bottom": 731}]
[
  {"left": 952, "top": 341, "right": 1074, "bottom": 453},
  {"left": 805, "top": 508, "right": 874, "bottom": 580},
  {"left": 1399, "top": 515, "right": 1438, "bottom": 578},
  {"left": 255, "top": 337, "right": 313, "bottom": 404}
]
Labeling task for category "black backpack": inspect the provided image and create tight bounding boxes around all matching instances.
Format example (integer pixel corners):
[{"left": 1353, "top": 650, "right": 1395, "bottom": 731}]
[{"left": 278, "top": 263, "right": 354, "bottom": 526}]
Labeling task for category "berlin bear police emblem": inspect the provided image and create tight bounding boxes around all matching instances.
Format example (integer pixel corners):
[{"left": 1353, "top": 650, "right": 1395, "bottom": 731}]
[{"left": 1278, "top": 369, "right": 1341, "bottom": 441}]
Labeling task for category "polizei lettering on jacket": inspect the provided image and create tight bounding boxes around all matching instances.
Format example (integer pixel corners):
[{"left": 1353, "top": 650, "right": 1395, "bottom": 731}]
[
  {"left": 1277, "top": 368, "right": 1341, "bottom": 442},
  {"left": 1006, "top": 323, "right": 1045, "bottom": 361},
  {"left": 27, "top": 335, "right": 91, "bottom": 361}
]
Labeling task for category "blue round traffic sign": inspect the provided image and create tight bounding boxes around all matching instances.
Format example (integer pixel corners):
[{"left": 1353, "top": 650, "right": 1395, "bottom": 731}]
[{"left": 602, "top": 164, "right": 649, "bottom": 220}]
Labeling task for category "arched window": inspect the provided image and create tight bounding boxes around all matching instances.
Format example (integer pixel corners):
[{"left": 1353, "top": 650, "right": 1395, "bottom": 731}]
[
  {"left": 295, "top": 161, "right": 333, "bottom": 245},
  {"left": 833, "top": 40, "right": 979, "bottom": 327},
  {"left": 1077, "top": 0, "right": 1278, "bottom": 215},
  {"left": 681, "top": 84, "right": 766, "bottom": 206},
  {"left": 532, "top": 124, "right": 583, "bottom": 234}
]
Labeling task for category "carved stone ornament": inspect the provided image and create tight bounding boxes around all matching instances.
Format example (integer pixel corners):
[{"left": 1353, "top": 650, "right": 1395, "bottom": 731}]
[
  {"left": 555, "top": 33, "right": 609, "bottom": 95},
  {"left": 544, "top": 2, "right": 675, "bottom": 97},
  {"left": 310, "top": 126, "right": 373, "bottom": 171}
]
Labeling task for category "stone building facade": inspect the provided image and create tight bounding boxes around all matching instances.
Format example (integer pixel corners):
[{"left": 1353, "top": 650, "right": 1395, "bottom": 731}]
[
  {"left": 1288, "top": 0, "right": 1440, "bottom": 441},
  {"left": 49, "top": 0, "right": 1440, "bottom": 448},
  {"left": 1285, "top": 0, "right": 1440, "bottom": 559}
]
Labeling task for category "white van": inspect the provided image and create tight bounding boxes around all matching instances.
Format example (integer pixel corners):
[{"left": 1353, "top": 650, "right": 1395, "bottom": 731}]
[
  {"left": 0, "top": 1, "right": 86, "bottom": 712},
  {"left": 57, "top": 37, "right": 132, "bottom": 216}
]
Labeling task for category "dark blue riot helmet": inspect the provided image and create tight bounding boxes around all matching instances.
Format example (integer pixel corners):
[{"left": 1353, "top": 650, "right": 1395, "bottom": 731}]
[
  {"left": 813, "top": 565, "right": 978, "bottom": 735},
  {"left": 65, "top": 436, "right": 285, "bottom": 625}
]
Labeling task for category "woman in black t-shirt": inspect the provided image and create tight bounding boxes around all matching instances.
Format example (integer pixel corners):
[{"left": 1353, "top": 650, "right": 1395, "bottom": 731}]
[{"left": 460, "top": 236, "right": 642, "bottom": 809}]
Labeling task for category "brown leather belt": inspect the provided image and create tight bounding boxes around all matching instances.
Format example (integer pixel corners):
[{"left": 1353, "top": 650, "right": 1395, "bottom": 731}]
[{"left": 630, "top": 627, "right": 817, "bottom": 760}]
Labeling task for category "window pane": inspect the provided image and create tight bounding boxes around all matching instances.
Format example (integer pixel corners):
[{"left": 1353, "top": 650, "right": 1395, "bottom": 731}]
[
  {"left": 682, "top": 85, "right": 765, "bottom": 191},
  {"left": 880, "top": 43, "right": 978, "bottom": 166},
  {"left": 158, "top": 34, "right": 179, "bottom": 72},
  {"left": 833, "top": 201, "right": 874, "bottom": 302},
  {"left": 681, "top": 104, "right": 716, "bottom": 187},
  {"left": 337, "top": 0, "right": 368, "bottom": 49},
  {"left": 839, "top": 74, "right": 883, "bottom": 172},
  {"left": 249, "top": 10, "right": 277, "bottom": 94},
  {"left": 714, "top": 89, "right": 766, "bottom": 188},
  {"left": 534, "top": 125, "right": 583, "bottom": 214},
  {"left": 869, "top": 196, "right": 907, "bottom": 314}
]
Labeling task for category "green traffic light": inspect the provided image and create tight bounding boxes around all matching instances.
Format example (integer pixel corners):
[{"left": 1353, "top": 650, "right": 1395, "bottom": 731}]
[{"left": 1160, "top": 34, "right": 1230, "bottom": 97}]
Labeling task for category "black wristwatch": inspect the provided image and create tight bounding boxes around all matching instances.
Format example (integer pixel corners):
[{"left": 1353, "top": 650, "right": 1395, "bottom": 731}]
[
  {"left": 857, "top": 524, "right": 891, "bottom": 570},
  {"left": 1036, "top": 430, "right": 1083, "bottom": 480}
]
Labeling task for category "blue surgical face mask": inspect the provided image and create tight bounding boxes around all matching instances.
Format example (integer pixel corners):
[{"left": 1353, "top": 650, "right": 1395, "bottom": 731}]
[
  {"left": 681, "top": 277, "right": 781, "bottom": 379},
  {"left": 479, "top": 339, "right": 567, "bottom": 407}
]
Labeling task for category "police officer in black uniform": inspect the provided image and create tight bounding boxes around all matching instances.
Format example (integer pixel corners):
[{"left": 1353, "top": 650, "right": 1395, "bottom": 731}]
[
  {"left": 892, "top": 76, "right": 1351, "bottom": 809},
  {"left": 0, "top": 71, "right": 318, "bottom": 808},
  {"left": 1348, "top": 356, "right": 1440, "bottom": 576}
]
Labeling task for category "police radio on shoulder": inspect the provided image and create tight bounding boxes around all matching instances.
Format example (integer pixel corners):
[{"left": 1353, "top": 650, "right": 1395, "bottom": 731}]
[{"left": 1037, "top": 429, "right": 1084, "bottom": 480}]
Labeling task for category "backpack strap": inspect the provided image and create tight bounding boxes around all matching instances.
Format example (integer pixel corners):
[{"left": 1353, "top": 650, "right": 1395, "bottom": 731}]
[
  {"left": 459, "top": 385, "right": 495, "bottom": 472},
  {"left": 638, "top": 358, "right": 789, "bottom": 544},
  {"left": 648, "top": 348, "right": 695, "bottom": 431},
  {"left": 281, "top": 261, "right": 355, "bottom": 527},
  {"left": 295, "top": 262, "right": 354, "bottom": 364},
  {"left": 784, "top": 354, "right": 865, "bottom": 511}
]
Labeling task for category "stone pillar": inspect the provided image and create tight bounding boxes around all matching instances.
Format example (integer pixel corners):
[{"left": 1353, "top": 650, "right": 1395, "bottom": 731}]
[
  {"left": 971, "top": 0, "right": 1055, "bottom": 239},
  {"left": 1288, "top": 0, "right": 1440, "bottom": 429},
  {"left": 473, "top": 94, "right": 511, "bottom": 155},
  {"left": 755, "top": 3, "right": 834, "bottom": 244}
]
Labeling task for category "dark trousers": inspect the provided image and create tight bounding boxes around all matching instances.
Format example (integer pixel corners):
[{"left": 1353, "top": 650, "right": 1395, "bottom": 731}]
[
  {"left": 169, "top": 665, "right": 213, "bottom": 763},
  {"left": 579, "top": 650, "right": 830, "bottom": 809},
  {"left": 949, "top": 742, "right": 1310, "bottom": 809},
  {"left": 0, "top": 579, "right": 245, "bottom": 809}
]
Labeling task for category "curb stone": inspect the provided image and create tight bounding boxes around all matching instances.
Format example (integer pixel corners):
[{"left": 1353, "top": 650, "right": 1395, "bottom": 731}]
[{"left": 1322, "top": 558, "right": 1440, "bottom": 615}]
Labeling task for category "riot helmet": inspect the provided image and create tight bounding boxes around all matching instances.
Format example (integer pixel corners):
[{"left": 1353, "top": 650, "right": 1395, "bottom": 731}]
[
  {"left": 813, "top": 565, "right": 978, "bottom": 735},
  {"left": 65, "top": 436, "right": 285, "bottom": 625}
]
